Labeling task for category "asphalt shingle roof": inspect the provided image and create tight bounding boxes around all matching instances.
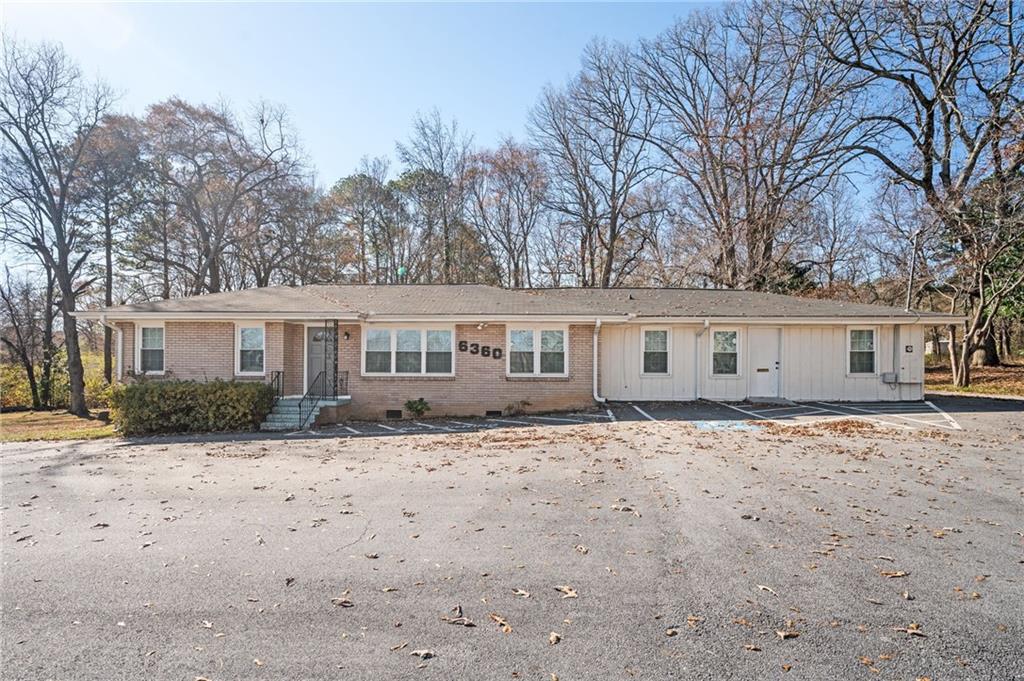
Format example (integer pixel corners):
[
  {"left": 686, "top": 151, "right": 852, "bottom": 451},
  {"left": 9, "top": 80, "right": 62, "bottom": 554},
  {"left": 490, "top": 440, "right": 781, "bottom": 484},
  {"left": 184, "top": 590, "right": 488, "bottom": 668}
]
[{"left": 82, "top": 284, "right": 952, "bottom": 321}]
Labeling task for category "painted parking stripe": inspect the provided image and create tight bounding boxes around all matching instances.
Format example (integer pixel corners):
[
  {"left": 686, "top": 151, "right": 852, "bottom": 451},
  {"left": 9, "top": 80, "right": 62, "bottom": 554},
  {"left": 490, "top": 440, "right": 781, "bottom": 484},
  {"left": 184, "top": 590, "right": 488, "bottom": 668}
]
[
  {"left": 377, "top": 423, "right": 399, "bottom": 431},
  {"left": 343, "top": 426, "right": 360, "bottom": 434},
  {"left": 631, "top": 404, "right": 658, "bottom": 421},
  {"left": 415, "top": 421, "right": 447, "bottom": 430},
  {"left": 530, "top": 415, "right": 585, "bottom": 423},
  {"left": 447, "top": 420, "right": 478, "bottom": 428},
  {"left": 606, "top": 408, "right": 616, "bottom": 422},
  {"left": 488, "top": 418, "right": 533, "bottom": 425},
  {"left": 924, "top": 400, "right": 963, "bottom": 430},
  {"left": 720, "top": 401, "right": 914, "bottom": 431},
  {"left": 821, "top": 402, "right": 959, "bottom": 430}
]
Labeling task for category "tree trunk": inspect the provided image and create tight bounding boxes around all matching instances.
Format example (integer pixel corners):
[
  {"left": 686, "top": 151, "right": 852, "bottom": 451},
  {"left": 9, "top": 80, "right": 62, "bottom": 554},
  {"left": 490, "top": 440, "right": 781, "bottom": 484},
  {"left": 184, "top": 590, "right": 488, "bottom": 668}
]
[
  {"left": 970, "top": 327, "right": 1000, "bottom": 367},
  {"left": 62, "top": 307, "right": 89, "bottom": 416},
  {"left": 40, "top": 271, "right": 56, "bottom": 409},
  {"left": 103, "top": 203, "right": 113, "bottom": 384}
]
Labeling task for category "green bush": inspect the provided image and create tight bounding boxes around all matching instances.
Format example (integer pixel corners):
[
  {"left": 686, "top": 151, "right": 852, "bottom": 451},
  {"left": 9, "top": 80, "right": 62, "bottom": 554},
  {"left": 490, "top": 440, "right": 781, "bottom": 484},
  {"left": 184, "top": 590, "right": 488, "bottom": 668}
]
[
  {"left": 110, "top": 379, "right": 275, "bottom": 436},
  {"left": 404, "top": 397, "right": 430, "bottom": 417}
]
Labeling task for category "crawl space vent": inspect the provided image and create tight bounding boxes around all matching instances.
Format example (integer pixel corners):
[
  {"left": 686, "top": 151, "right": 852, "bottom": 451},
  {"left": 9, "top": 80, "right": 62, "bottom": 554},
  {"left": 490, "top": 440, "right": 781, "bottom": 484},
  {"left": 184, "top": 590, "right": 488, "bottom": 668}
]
[{"left": 385, "top": 409, "right": 403, "bottom": 420}]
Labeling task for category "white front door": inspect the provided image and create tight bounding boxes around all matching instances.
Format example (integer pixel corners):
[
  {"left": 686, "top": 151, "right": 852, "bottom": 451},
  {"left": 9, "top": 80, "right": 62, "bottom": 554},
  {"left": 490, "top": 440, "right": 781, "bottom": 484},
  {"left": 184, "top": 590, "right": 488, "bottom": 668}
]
[{"left": 748, "top": 327, "right": 780, "bottom": 398}]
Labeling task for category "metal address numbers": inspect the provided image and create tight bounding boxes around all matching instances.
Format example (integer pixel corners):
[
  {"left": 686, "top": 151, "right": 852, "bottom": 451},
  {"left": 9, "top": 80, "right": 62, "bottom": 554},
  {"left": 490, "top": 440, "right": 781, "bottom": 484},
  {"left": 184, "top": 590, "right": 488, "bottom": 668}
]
[{"left": 458, "top": 340, "right": 503, "bottom": 360}]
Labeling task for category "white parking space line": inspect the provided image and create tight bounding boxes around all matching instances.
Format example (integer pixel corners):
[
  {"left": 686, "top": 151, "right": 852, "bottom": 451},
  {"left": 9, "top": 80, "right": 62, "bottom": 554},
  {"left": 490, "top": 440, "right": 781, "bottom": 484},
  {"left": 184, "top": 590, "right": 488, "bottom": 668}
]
[
  {"left": 720, "top": 401, "right": 916, "bottom": 431},
  {"left": 924, "top": 401, "right": 963, "bottom": 430},
  {"left": 606, "top": 408, "right": 616, "bottom": 422},
  {"left": 530, "top": 415, "right": 585, "bottom": 424},
  {"left": 377, "top": 423, "right": 399, "bottom": 431},
  {"left": 718, "top": 402, "right": 782, "bottom": 422},
  {"left": 447, "top": 420, "right": 478, "bottom": 428},
  {"left": 343, "top": 426, "right": 360, "bottom": 434},
  {"left": 631, "top": 404, "right": 658, "bottom": 421},
  {"left": 749, "top": 405, "right": 805, "bottom": 413},
  {"left": 415, "top": 421, "right": 447, "bottom": 430},
  {"left": 821, "top": 402, "right": 958, "bottom": 430},
  {"left": 488, "top": 418, "right": 533, "bottom": 426}
]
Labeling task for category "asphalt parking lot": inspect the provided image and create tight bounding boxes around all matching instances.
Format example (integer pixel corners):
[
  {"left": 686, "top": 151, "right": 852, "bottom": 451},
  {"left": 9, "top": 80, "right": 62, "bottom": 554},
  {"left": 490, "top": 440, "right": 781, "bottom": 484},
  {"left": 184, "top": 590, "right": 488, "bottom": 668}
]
[{"left": 2, "top": 395, "right": 1022, "bottom": 680}]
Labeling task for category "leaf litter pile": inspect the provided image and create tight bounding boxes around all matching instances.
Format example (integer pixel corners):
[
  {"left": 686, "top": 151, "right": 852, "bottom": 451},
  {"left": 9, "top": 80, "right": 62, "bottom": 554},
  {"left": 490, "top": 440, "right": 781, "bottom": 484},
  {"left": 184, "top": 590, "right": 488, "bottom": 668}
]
[{"left": 2, "top": 410, "right": 1021, "bottom": 680}]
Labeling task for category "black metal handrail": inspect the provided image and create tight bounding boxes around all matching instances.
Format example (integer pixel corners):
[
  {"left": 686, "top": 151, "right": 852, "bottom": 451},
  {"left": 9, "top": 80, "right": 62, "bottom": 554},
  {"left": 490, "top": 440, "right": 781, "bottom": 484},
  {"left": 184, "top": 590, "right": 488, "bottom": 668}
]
[
  {"left": 297, "top": 370, "right": 349, "bottom": 429},
  {"left": 269, "top": 370, "right": 284, "bottom": 403},
  {"left": 298, "top": 370, "right": 328, "bottom": 429}
]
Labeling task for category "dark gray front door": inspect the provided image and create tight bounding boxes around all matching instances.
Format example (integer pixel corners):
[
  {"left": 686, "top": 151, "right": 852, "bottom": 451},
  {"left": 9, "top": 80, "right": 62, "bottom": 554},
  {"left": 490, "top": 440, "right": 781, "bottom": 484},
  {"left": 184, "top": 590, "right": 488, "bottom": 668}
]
[{"left": 306, "top": 327, "right": 337, "bottom": 392}]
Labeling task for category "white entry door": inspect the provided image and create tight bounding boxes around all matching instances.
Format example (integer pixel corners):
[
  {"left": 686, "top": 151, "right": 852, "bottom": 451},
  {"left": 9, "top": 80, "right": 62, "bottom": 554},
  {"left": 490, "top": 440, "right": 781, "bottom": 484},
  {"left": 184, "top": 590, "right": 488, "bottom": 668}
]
[{"left": 747, "top": 327, "right": 780, "bottom": 398}]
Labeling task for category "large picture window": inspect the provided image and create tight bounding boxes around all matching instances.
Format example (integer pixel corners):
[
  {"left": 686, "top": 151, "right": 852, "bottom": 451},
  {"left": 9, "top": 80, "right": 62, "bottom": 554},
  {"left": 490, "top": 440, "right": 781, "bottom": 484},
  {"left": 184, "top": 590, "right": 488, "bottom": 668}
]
[
  {"left": 849, "top": 328, "right": 876, "bottom": 374},
  {"left": 363, "top": 327, "right": 453, "bottom": 375},
  {"left": 139, "top": 325, "right": 164, "bottom": 374},
  {"left": 508, "top": 327, "right": 568, "bottom": 376},
  {"left": 236, "top": 324, "right": 265, "bottom": 374},
  {"left": 712, "top": 329, "right": 739, "bottom": 375},
  {"left": 642, "top": 329, "right": 669, "bottom": 375}
]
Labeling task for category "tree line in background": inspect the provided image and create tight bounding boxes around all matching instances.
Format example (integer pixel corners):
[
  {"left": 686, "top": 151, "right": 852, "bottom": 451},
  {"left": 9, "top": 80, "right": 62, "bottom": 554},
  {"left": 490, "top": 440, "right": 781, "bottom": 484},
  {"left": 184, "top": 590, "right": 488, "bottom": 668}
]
[{"left": 1, "top": 0, "right": 1022, "bottom": 414}]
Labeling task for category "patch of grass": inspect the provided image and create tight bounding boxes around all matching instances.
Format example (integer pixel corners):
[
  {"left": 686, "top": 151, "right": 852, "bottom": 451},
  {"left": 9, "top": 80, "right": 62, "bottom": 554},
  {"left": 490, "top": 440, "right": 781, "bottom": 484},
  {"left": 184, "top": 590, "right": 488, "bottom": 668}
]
[
  {"left": 0, "top": 410, "right": 116, "bottom": 442},
  {"left": 925, "top": 362, "right": 1024, "bottom": 397}
]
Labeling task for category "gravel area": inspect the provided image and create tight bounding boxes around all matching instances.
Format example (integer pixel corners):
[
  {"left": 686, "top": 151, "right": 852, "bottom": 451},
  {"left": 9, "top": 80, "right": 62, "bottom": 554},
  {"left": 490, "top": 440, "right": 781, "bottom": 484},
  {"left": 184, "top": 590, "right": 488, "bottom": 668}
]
[{"left": 2, "top": 398, "right": 1022, "bottom": 680}]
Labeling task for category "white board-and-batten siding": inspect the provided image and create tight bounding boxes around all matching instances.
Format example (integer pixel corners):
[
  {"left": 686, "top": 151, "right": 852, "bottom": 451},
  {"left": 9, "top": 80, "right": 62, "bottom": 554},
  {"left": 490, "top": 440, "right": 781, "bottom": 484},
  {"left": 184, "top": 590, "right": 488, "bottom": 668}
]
[{"left": 599, "top": 323, "right": 924, "bottom": 402}]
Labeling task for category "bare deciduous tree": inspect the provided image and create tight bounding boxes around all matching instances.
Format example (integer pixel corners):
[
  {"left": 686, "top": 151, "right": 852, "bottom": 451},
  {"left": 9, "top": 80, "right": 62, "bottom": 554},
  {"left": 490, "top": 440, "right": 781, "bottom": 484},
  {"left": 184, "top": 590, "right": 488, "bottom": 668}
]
[
  {"left": 799, "top": 0, "right": 1024, "bottom": 385},
  {"left": 465, "top": 139, "right": 547, "bottom": 288},
  {"left": 531, "top": 40, "right": 662, "bottom": 288},
  {"left": 0, "top": 38, "right": 114, "bottom": 415},
  {"left": 637, "top": 2, "right": 871, "bottom": 291}
]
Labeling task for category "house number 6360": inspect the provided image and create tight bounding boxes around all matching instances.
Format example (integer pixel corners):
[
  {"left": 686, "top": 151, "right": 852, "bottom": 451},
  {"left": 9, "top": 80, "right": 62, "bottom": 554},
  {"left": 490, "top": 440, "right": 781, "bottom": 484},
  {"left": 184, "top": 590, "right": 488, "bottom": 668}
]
[{"left": 458, "top": 340, "right": 503, "bottom": 360}]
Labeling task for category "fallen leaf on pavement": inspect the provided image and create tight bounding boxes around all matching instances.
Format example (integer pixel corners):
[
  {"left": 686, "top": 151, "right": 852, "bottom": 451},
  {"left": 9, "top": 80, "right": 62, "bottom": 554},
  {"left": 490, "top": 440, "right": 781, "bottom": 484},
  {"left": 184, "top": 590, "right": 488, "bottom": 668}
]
[
  {"left": 489, "top": 613, "right": 512, "bottom": 633},
  {"left": 554, "top": 585, "right": 577, "bottom": 599},
  {"left": 549, "top": 631, "right": 561, "bottom": 645},
  {"left": 410, "top": 649, "right": 435, "bottom": 659}
]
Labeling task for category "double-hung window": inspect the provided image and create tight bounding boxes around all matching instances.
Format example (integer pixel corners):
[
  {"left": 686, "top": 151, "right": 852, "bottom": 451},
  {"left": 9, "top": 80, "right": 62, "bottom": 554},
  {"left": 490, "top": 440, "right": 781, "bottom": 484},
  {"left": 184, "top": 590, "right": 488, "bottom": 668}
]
[
  {"left": 363, "top": 327, "right": 454, "bottom": 375},
  {"left": 139, "top": 325, "right": 164, "bottom": 374},
  {"left": 508, "top": 327, "right": 568, "bottom": 377},
  {"left": 642, "top": 329, "right": 669, "bottom": 375},
  {"left": 712, "top": 329, "right": 739, "bottom": 375},
  {"left": 236, "top": 324, "right": 265, "bottom": 375},
  {"left": 848, "top": 328, "right": 876, "bottom": 374}
]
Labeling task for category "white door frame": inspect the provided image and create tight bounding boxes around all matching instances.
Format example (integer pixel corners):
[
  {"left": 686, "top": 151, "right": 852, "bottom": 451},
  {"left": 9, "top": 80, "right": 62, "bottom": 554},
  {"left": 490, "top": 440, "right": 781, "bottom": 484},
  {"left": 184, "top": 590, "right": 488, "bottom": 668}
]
[{"left": 748, "top": 326, "right": 781, "bottom": 398}]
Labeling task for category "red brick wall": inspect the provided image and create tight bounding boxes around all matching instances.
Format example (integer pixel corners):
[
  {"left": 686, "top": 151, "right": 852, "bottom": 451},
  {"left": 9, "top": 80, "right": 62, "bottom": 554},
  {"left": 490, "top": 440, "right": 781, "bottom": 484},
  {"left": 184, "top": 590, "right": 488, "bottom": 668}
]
[
  {"left": 338, "top": 323, "right": 596, "bottom": 419},
  {"left": 113, "top": 320, "right": 598, "bottom": 419},
  {"left": 115, "top": 322, "right": 135, "bottom": 376},
  {"left": 283, "top": 323, "right": 304, "bottom": 395},
  {"left": 115, "top": 321, "right": 283, "bottom": 384}
]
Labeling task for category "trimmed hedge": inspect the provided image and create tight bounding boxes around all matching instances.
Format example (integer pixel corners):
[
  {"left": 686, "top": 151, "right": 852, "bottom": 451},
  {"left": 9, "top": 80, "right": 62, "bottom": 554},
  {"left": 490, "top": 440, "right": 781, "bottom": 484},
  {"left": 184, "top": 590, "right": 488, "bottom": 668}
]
[{"left": 110, "top": 379, "right": 275, "bottom": 436}]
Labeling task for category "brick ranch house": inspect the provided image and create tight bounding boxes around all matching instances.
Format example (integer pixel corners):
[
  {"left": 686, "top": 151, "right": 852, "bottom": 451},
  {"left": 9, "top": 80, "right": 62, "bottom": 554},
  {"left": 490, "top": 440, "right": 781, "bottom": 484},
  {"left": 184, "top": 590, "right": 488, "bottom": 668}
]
[{"left": 75, "top": 285, "right": 955, "bottom": 426}]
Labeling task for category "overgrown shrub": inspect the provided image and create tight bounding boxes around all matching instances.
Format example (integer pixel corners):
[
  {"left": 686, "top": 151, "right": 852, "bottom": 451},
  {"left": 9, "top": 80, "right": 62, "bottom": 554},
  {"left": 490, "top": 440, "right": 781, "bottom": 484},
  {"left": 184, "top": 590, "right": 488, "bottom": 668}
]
[{"left": 110, "top": 379, "right": 275, "bottom": 436}]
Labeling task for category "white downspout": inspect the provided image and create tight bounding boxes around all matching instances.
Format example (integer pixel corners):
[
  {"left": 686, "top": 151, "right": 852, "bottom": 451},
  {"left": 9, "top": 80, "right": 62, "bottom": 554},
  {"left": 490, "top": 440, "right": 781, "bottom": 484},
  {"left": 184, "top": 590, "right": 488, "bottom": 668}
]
[
  {"left": 592, "top": 320, "right": 606, "bottom": 404},
  {"left": 694, "top": 319, "right": 709, "bottom": 399}
]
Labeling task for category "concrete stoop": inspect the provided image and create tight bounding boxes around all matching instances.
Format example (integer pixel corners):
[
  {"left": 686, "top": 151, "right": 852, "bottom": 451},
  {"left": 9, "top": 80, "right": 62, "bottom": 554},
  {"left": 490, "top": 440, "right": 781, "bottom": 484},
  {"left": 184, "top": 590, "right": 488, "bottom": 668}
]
[{"left": 260, "top": 397, "right": 351, "bottom": 432}]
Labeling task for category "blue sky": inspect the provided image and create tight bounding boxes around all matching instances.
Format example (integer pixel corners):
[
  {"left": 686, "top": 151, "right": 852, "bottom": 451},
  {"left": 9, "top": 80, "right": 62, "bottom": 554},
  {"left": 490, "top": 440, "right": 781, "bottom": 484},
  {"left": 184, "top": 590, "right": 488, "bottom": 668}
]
[{"left": 5, "top": 2, "right": 705, "bottom": 183}]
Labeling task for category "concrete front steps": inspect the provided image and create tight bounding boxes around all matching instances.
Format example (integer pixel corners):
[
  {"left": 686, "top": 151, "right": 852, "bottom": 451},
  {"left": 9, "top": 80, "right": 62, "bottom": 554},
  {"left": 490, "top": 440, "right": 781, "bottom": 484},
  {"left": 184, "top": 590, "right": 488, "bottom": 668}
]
[{"left": 260, "top": 397, "right": 351, "bottom": 432}]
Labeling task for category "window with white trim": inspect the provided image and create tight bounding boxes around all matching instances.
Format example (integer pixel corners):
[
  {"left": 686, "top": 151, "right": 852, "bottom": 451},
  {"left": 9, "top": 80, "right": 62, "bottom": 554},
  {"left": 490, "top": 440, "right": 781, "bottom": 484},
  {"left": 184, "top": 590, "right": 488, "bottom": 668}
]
[
  {"left": 508, "top": 327, "right": 568, "bottom": 376},
  {"left": 642, "top": 328, "right": 669, "bottom": 375},
  {"left": 712, "top": 329, "right": 738, "bottom": 375},
  {"left": 139, "top": 326, "right": 164, "bottom": 374},
  {"left": 236, "top": 324, "right": 265, "bottom": 374},
  {"left": 849, "top": 328, "right": 876, "bottom": 374},
  {"left": 363, "top": 327, "right": 454, "bottom": 375}
]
